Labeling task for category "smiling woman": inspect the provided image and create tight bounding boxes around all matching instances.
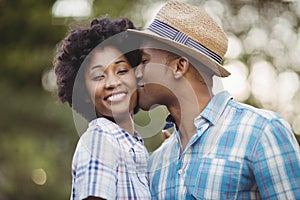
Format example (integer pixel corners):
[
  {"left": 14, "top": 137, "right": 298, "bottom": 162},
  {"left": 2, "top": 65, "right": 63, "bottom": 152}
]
[{"left": 53, "top": 16, "right": 151, "bottom": 199}]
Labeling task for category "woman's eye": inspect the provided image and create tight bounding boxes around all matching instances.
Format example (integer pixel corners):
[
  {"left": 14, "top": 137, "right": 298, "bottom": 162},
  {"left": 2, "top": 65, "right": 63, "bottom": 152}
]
[
  {"left": 92, "top": 75, "right": 105, "bottom": 81},
  {"left": 117, "top": 69, "right": 129, "bottom": 74}
]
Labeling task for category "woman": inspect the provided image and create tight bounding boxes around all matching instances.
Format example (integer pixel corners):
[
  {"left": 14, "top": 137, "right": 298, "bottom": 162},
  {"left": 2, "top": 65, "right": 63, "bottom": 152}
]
[{"left": 54, "top": 17, "right": 150, "bottom": 200}]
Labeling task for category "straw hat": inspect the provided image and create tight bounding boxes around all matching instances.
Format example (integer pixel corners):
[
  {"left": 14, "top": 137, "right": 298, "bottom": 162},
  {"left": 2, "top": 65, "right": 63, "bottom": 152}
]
[{"left": 128, "top": 1, "right": 230, "bottom": 77}]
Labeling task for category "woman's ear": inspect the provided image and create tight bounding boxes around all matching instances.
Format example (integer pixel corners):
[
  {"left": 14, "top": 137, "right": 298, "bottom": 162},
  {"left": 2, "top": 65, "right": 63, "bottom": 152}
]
[
  {"left": 84, "top": 93, "right": 91, "bottom": 103},
  {"left": 173, "top": 57, "right": 189, "bottom": 79}
]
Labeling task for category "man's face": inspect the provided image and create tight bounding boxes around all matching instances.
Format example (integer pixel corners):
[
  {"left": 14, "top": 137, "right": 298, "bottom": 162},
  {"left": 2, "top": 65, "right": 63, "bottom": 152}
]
[{"left": 135, "top": 41, "right": 176, "bottom": 111}]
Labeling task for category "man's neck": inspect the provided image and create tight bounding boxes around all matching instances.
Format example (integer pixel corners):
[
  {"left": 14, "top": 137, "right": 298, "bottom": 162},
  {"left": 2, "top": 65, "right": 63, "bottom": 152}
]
[{"left": 167, "top": 89, "right": 212, "bottom": 150}]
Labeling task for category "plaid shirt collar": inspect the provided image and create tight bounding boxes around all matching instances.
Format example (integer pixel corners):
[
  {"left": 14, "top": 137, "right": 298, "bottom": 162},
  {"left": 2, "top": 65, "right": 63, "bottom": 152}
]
[
  {"left": 165, "top": 91, "right": 233, "bottom": 146},
  {"left": 195, "top": 91, "right": 233, "bottom": 127},
  {"left": 89, "top": 117, "right": 145, "bottom": 153},
  {"left": 166, "top": 91, "right": 233, "bottom": 129}
]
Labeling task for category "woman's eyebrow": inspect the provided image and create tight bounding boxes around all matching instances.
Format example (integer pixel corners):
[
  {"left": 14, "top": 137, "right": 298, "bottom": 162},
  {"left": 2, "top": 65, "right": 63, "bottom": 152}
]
[
  {"left": 87, "top": 65, "right": 104, "bottom": 75},
  {"left": 90, "top": 65, "right": 104, "bottom": 71},
  {"left": 88, "top": 58, "right": 127, "bottom": 72},
  {"left": 114, "top": 59, "right": 126, "bottom": 64}
]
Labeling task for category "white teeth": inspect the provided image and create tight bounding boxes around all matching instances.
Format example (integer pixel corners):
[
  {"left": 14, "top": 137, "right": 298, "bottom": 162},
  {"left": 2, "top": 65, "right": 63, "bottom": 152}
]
[{"left": 107, "top": 93, "right": 126, "bottom": 101}]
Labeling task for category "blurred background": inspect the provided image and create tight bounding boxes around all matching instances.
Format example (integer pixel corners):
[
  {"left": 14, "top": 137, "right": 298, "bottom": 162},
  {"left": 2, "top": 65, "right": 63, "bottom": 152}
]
[{"left": 1, "top": 0, "right": 300, "bottom": 199}]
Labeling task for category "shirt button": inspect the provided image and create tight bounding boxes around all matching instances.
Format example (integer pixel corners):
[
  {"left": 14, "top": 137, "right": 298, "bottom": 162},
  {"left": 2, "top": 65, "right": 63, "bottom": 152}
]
[{"left": 178, "top": 169, "right": 183, "bottom": 175}]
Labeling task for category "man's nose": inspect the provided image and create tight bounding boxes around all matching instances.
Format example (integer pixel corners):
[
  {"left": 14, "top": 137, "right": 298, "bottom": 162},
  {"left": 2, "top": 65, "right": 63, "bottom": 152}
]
[{"left": 135, "top": 64, "right": 143, "bottom": 78}]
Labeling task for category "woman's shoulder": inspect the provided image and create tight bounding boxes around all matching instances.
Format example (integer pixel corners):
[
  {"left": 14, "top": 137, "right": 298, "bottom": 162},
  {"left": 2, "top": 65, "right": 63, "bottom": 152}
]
[
  {"left": 88, "top": 118, "right": 122, "bottom": 135},
  {"left": 75, "top": 118, "right": 119, "bottom": 151}
]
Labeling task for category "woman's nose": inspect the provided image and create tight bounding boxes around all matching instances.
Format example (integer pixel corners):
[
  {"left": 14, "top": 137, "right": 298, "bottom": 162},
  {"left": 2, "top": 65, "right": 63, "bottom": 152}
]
[{"left": 104, "top": 75, "right": 121, "bottom": 89}]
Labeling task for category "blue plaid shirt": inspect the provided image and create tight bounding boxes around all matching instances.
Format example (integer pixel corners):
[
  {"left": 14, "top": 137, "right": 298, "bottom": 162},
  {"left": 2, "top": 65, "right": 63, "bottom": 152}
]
[
  {"left": 71, "top": 118, "right": 151, "bottom": 200},
  {"left": 148, "top": 91, "right": 300, "bottom": 199}
]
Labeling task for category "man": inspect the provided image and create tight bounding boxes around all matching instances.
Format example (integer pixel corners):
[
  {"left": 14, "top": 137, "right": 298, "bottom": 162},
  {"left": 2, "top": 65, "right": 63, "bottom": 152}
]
[{"left": 128, "top": 1, "right": 300, "bottom": 199}]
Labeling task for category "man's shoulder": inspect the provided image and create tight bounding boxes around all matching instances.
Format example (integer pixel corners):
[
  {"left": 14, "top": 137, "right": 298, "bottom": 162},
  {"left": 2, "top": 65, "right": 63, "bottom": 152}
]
[{"left": 228, "top": 100, "right": 282, "bottom": 121}]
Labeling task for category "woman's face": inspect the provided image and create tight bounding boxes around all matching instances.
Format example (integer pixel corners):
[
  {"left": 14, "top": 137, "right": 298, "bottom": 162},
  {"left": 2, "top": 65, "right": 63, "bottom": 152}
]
[{"left": 85, "top": 46, "right": 137, "bottom": 120}]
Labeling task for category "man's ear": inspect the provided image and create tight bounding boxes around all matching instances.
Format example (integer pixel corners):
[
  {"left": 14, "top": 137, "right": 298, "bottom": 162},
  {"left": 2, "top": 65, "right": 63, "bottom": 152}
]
[{"left": 173, "top": 57, "right": 189, "bottom": 79}]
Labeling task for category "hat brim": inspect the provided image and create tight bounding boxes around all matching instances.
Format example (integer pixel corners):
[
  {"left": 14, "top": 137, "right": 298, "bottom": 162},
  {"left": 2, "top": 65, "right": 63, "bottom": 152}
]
[{"left": 127, "top": 29, "right": 230, "bottom": 77}]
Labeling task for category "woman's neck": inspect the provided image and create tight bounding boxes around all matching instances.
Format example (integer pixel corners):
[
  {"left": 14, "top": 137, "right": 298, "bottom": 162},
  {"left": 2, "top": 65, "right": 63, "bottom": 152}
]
[
  {"left": 99, "top": 112, "right": 135, "bottom": 135},
  {"left": 115, "top": 114, "right": 134, "bottom": 135}
]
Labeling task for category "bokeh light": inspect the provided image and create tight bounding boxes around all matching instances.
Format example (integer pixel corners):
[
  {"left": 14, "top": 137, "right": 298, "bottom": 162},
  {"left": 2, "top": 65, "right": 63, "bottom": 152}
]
[
  {"left": 42, "top": 69, "right": 57, "bottom": 92},
  {"left": 225, "top": 34, "right": 243, "bottom": 59},
  {"left": 293, "top": 115, "right": 300, "bottom": 135},
  {"left": 244, "top": 27, "right": 268, "bottom": 54},
  {"left": 52, "top": 0, "right": 93, "bottom": 18},
  {"left": 277, "top": 71, "right": 299, "bottom": 103},
  {"left": 249, "top": 60, "right": 277, "bottom": 108},
  {"left": 222, "top": 60, "right": 250, "bottom": 102},
  {"left": 31, "top": 168, "right": 47, "bottom": 186}
]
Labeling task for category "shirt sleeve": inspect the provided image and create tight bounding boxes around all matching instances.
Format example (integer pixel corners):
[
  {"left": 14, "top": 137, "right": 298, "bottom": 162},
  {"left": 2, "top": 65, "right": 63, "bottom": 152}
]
[
  {"left": 253, "top": 117, "right": 300, "bottom": 199},
  {"left": 71, "top": 128, "right": 119, "bottom": 200}
]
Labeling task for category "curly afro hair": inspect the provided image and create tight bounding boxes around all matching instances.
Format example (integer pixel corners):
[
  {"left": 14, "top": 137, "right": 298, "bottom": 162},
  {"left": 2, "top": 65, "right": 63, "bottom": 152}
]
[{"left": 54, "top": 17, "right": 141, "bottom": 120}]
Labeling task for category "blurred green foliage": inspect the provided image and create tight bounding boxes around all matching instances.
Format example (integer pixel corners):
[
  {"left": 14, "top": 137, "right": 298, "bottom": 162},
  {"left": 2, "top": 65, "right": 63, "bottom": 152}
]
[
  {"left": 0, "top": 81, "right": 76, "bottom": 199},
  {"left": 0, "top": 0, "right": 299, "bottom": 199},
  {"left": 0, "top": 0, "right": 65, "bottom": 88},
  {"left": 0, "top": 0, "right": 74, "bottom": 199}
]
